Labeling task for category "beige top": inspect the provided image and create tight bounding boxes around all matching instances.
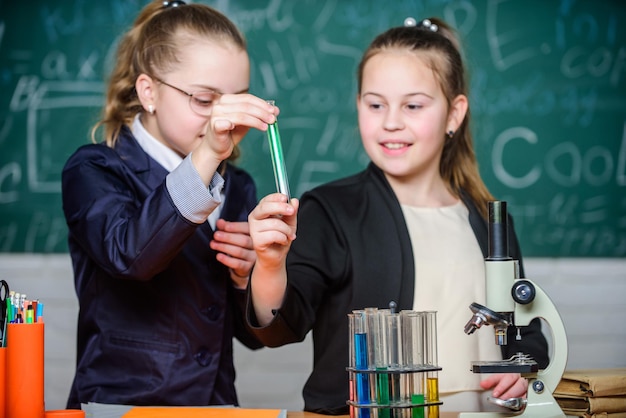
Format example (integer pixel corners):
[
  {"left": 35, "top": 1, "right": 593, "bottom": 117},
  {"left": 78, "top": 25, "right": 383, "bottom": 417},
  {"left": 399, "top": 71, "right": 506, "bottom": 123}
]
[{"left": 402, "top": 202, "right": 502, "bottom": 395}]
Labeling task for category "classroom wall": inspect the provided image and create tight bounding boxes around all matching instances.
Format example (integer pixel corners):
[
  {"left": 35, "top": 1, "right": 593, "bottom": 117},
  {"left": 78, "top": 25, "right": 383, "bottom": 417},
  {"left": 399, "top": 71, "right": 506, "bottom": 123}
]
[{"left": 2, "top": 254, "right": 625, "bottom": 410}]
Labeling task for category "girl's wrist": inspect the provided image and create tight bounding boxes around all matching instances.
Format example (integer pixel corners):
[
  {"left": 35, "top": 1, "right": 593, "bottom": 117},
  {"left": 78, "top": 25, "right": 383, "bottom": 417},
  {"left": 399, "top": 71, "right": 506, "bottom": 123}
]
[{"left": 229, "top": 268, "right": 249, "bottom": 289}]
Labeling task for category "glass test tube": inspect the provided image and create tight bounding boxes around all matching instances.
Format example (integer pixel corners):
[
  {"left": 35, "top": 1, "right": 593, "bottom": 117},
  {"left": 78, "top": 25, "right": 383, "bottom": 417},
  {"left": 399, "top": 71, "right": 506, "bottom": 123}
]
[
  {"left": 373, "top": 310, "right": 390, "bottom": 418},
  {"left": 351, "top": 310, "right": 371, "bottom": 418},
  {"left": 364, "top": 308, "right": 379, "bottom": 371},
  {"left": 423, "top": 311, "right": 439, "bottom": 418},
  {"left": 364, "top": 308, "right": 384, "bottom": 418},
  {"left": 401, "top": 310, "right": 425, "bottom": 418},
  {"left": 386, "top": 312, "right": 402, "bottom": 413},
  {"left": 265, "top": 100, "right": 291, "bottom": 199},
  {"left": 349, "top": 313, "right": 356, "bottom": 418}
]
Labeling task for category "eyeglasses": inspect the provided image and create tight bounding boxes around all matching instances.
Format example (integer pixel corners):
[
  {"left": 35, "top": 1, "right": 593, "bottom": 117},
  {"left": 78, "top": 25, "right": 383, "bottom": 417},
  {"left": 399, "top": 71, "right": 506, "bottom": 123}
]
[{"left": 154, "top": 77, "right": 220, "bottom": 116}]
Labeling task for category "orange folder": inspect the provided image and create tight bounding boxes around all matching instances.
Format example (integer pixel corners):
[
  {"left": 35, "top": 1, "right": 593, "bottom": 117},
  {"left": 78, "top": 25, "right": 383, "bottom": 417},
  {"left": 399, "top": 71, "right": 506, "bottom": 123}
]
[{"left": 123, "top": 407, "right": 284, "bottom": 418}]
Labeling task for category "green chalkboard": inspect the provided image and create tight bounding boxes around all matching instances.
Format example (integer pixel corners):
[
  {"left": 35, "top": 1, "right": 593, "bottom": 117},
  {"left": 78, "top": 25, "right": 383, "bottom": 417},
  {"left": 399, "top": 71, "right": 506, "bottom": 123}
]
[{"left": 0, "top": 0, "right": 624, "bottom": 256}]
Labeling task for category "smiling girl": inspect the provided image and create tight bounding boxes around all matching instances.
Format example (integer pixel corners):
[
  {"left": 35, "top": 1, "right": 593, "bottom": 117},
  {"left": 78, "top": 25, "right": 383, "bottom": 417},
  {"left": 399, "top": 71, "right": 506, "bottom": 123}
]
[{"left": 247, "top": 17, "right": 549, "bottom": 414}]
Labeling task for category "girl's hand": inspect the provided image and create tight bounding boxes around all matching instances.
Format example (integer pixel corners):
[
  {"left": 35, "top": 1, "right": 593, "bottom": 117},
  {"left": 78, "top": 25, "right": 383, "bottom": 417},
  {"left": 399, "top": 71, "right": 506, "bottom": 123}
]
[
  {"left": 210, "top": 219, "right": 256, "bottom": 289},
  {"left": 207, "top": 94, "right": 277, "bottom": 160},
  {"left": 191, "top": 95, "right": 277, "bottom": 186},
  {"left": 248, "top": 193, "right": 298, "bottom": 271},
  {"left": 480, "top": 373, "right": 528, "bottom": 400},
  {"left": 248, "top": 193, "right": 298, "bottom": 326}
]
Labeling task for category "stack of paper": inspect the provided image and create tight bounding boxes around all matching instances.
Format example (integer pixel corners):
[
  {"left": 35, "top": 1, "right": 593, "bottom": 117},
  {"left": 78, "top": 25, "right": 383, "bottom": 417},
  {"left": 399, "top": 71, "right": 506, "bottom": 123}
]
[{"left": 554, "top": 369, "right": 626, "bottom": 418}]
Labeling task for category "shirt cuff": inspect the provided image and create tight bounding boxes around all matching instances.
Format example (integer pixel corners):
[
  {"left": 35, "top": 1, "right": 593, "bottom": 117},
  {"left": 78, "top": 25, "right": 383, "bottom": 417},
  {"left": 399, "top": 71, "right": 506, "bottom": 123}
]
[{"left": 166, "top": 154, "right": 224, "bottom": 223}]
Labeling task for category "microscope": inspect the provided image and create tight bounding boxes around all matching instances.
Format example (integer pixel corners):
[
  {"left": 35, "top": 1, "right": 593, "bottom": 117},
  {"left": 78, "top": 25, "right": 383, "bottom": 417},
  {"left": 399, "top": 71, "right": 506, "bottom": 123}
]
[{"left": 461, "top": 201, "right": 568, "bottom": 418}]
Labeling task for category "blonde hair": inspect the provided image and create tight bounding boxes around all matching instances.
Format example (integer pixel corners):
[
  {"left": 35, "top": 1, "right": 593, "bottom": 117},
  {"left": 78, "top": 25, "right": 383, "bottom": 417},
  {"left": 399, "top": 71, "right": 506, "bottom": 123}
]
[
  {"left": 92, "top": 1, "right": 246, "bottom": 160},
  {"left": 357, "top": 18, "right": 494, "bottom": 218}
]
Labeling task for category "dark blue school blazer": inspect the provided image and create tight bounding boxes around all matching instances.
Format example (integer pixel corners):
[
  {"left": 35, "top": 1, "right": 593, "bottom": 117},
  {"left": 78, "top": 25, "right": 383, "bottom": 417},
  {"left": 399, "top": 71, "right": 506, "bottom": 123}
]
[{"left": 62, "top": 128, "right": 261, "bottom": 408}]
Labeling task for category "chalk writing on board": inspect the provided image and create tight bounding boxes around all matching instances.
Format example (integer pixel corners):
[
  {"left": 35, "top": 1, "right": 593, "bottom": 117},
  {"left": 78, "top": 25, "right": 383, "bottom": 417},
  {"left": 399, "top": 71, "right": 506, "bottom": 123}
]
[
  {"left": 0, "top": 162, "right": 21, "bottom": 204},
  {"left": 0, "top": 0, "right": 624, "bottom": 256},
  {"left": 505, "top": 192, "right": 626, "bottom": 257},
  {"left": 24, "top": 80, "right": 103, "bottom": 192},
  {"left": 492, "top": 124, "right": 626, "bottom": 189}
]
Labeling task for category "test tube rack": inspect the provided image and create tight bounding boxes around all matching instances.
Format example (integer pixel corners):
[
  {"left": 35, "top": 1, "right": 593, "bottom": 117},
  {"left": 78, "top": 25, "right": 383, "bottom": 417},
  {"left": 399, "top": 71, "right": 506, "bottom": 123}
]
[
  {"left": 348, "top": 307, "right": 442, "bottom": 418},
  {"left": 347, "top": 365, "right": 443, "bottom": 411}
]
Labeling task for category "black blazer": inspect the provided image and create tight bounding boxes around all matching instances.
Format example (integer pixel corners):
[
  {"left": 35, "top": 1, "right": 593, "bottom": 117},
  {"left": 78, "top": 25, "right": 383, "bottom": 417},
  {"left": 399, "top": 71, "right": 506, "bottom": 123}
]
[
  {"left": 62, "top": 129, "right": 260, "bottom": 408},
  {"left": 247, "top": 163, "right": 548, "bottom": 415}
]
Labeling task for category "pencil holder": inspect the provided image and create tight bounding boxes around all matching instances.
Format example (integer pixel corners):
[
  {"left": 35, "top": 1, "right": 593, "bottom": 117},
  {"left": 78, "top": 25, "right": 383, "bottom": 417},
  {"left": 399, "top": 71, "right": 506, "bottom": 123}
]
[{"left": 6, "top": 322, "right": 45, "bottom": 418}]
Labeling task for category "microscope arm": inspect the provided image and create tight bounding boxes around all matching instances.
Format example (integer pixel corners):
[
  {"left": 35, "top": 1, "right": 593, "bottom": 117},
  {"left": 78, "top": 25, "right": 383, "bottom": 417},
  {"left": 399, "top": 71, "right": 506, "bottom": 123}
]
[{"left": 513, "top": 279, "right": 568, "bottom": 392}]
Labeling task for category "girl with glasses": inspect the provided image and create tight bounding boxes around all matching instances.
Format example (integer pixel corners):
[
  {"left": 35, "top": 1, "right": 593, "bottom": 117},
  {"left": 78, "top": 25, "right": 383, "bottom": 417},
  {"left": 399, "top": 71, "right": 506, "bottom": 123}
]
[{"left": 62, "top": 0, "right": 276, "bottom": 408}]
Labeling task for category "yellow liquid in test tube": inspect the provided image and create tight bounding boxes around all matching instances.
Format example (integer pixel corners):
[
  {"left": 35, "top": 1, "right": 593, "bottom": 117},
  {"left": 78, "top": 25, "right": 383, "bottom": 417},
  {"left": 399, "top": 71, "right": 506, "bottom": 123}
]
[{"left": 426, "top": 377, "right": 439, "bottom": 418}]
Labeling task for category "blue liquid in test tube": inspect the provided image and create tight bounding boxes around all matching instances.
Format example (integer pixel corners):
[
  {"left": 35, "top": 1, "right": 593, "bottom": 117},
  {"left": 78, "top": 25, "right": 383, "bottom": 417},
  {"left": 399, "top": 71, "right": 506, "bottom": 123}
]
[{"left": 354, "top": 332, "right": 371, "bottom": 418}]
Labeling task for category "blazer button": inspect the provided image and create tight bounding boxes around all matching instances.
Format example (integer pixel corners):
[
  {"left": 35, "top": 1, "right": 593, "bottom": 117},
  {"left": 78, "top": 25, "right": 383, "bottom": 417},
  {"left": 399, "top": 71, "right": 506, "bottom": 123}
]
[
  {"left": 194, "top": 348, "right": 212, "bottom": 367},
  {"left": 204, "top": 304, "right": 220, "bottom": 321}
]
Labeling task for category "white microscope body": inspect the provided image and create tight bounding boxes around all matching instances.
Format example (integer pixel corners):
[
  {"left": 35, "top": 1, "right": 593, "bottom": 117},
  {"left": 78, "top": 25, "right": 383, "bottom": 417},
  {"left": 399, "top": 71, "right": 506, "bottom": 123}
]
[{"left": 460, "top": 201, "right": 568, "bottom": 418}]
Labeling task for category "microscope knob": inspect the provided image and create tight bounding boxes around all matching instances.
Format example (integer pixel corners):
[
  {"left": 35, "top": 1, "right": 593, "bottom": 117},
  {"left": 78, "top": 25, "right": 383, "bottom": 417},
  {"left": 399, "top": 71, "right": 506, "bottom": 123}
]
[{"left": 511, "top": 280, "right": 536, "bottom": 304}]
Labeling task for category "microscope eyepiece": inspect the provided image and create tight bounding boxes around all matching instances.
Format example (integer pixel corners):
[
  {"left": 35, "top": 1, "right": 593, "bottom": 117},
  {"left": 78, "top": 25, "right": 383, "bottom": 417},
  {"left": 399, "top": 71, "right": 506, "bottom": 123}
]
[{"left": 487, "top": 201, "right": 512, "bottom": 261}]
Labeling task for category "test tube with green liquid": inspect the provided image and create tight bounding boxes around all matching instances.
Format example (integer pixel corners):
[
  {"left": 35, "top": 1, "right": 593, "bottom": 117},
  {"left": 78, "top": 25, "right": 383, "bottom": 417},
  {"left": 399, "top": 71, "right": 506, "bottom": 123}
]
[
  {"left": 374, "top": 310, "right": 390, "bottom": 418},
  {"left": 401, "top": 310, "right": 425, "bottom": 418},
  {"left": 265, "top": 100, "right": 291, "bottom": 200}
]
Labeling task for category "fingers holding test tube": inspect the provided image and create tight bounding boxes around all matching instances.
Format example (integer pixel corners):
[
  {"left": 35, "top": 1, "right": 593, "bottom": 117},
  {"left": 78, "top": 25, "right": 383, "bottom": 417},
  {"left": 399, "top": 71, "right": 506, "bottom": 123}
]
[
  {"left": 249, "top": 193, "right": 298, "bottom": 264},
  {"left": 248, "top": 193, "right": 298, "bottom": 326},
  {"left": 192, "top": 94, "right": 278, "bottom": 186},
  {"left": 246, "top": 98, "right": 294, "bottom": 245},
  {"left": 208, "top": 94, "right": 279, "bottom": 156}
]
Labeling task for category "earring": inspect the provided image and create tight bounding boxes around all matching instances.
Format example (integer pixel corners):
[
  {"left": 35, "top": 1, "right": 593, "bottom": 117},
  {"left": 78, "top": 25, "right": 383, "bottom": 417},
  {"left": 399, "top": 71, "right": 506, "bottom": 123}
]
[
  {"left": 446, "top": 130, "right": 455, "bottom": 139},
  {"left": 148, "top": 104, "right": 154, "bottom": 114}
]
